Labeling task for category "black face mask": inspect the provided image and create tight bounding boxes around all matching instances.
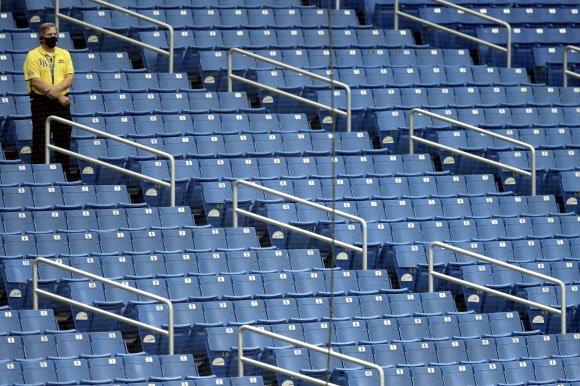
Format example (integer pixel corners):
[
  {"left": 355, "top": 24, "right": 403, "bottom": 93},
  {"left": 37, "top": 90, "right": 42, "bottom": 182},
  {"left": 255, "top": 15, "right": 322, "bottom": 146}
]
[{"left": 43, "top": 36, "right": 58, "bottom": 49}]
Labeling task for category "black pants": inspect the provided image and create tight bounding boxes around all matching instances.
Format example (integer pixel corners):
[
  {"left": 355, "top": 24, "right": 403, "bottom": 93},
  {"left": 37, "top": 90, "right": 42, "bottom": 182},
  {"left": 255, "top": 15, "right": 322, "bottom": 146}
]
[{"left": 30, "top": 93, "right": 73, "bottom": 172}]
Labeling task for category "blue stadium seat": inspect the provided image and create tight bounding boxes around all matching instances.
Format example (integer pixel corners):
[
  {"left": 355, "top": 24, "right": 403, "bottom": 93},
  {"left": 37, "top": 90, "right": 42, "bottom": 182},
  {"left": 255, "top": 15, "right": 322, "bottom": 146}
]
[{"left": 89, "top": 332, "right": 127, "bottom": 357}]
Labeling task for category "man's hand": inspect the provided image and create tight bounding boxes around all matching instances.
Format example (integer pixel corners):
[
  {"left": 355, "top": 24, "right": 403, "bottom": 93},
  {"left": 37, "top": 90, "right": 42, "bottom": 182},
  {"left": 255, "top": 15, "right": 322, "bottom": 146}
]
[
  {"left": 46, "top": 87, "right": 61, "bottom": 100},
  {"left": 57, "top": 94, "right": 71, "bottom": 107}
]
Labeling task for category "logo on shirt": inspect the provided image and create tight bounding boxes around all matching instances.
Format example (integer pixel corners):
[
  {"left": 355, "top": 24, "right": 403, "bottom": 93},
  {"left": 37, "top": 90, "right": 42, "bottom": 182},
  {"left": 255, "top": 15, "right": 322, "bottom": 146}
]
[
  {"left": 27, "top": 70, "right": 35, "bottom": 77},
  {"left": 39, "top": 58, "right": 49, "bottom": 67}
]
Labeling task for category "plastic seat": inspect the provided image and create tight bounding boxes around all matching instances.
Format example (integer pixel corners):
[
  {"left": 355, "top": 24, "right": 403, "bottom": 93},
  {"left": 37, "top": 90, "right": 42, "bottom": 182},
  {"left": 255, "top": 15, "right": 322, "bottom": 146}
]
[
  {"left": 558, "top": 335, "right": 580, "bottom": 358},
  {"left": 125, "top": 207, "right": 161, "bottom": 230},
  {"left": 87, "top": 356, "right": 130, "bottom": 383},
  {"left": 2, "top": 210, "right": 35, "bottom": 233},
  {"left": 410, "top": 365, "right": 445, "bottom": 386},
  {"left": 524, "top": 333, "right": 560, "bottom": 360},
  {"left": 97, "top": 229, "right": 134, "bottom": 255},
  {"left": 158, "top": 92, "right": 192, "bottom": 115},
  {"left": 301, "top": 320, "right": 336, "bottom": 347},
  {"left": 70, "top": 94, "right": 105, "bottom": 117},
  {"left": 20, "top": 333, "right": 59, "bottom": 359},
  {"left": 0, "top": 335, "right": 25, "bottom": 360},
  {"left": 159, "top": 354, "right": 199, "bottom": 379},
  {"left": 429, "top": 315, "right": 462, "bottom": 341},
  {"left": 70, "top": 73, "right": 101, "bottom": 94},
  {"left": 165, "top": 276, "right": 202, "bottom": 303},
  {"left": 465, "top": 338, "right": 500, "bottom": 363},
  {"left": 95, "top": 185, "right": 131, "bottom": 207},
  {"left": 121, "top": 353, "right": 165, "bottom": 381},
  {"left": 534, "top": 357, "right": 567, "bottom": 384},
  {"left": 17, "top": 358, "right": 59, "bottom": 385}
]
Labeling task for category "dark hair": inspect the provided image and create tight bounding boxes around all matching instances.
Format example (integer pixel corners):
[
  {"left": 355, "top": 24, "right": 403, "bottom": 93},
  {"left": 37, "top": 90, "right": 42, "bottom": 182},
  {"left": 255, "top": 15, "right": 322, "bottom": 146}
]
[{"left": 38, "top": 23, "right": 57, "bottom": 39}]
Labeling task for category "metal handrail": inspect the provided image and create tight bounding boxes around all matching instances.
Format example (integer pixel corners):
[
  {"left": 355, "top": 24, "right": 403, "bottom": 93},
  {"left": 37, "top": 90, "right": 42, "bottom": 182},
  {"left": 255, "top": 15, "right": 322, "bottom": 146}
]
[
  {"left": 238, "top": 325, "right": 385, "bottom": 386},
  {"left": 55, "top": 0, "right": 174, "bottom": 73},
  {"left": 32, "top": 257, "right": 175, "bottom": 354},
  {"left": 563, "top": 45, "right": 580, "bottom": 87},
  {"left": 46, "top": 115, "right": 177, "bottom": 206},
  {"left": 232, "top": 179, "right": 369, "bottom": 269},
  {"left": 409, "top": 108, "right": 537, "bottom": 195},
  {"left": 227, "top": 47, "right": 353, "bottom": 132},
  {"left": 394, "top": 0, "right": 512, "bottom": 67},
  {"left": 427, "top": 241, "right": 567, "bottom": 334}
]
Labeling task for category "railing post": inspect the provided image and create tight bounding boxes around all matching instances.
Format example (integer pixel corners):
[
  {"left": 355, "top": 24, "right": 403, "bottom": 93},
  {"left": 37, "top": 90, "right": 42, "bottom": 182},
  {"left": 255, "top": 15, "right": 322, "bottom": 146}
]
[
  {"left": 33, "top": 257, "right": 175, "bottom": 354},
  {"left": 394, "top": 0, "right": 512, "bottom": 67},
  {"left": 46, "top": 115, "right": 176, "bottom": 206},
  {"left": 55, "top": 0, "right": 175, "bottom": 72},
  {"left": 563, "top": 45, "right": 580, "bottom": 87},
  {"left": 233, "top": 179, "right": 368, "bottom": 269},
  {"left": 408, "top": 108, "right": 537, "bottom": 195},
  {"left": 228, "top": 48, "right": 352, "bottom": 132},
  {"left": 428, "top": 241, "right": 567, "bottom": 334},
  {"left": 238, "top": 325, "right": 385, "bottom": 386}
]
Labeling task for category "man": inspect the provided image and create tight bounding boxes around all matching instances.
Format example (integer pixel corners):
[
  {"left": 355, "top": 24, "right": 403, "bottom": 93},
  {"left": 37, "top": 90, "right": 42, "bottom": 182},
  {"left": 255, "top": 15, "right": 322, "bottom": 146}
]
[{"left": 24, "top": 22, "right": 75, "bottom": 178}]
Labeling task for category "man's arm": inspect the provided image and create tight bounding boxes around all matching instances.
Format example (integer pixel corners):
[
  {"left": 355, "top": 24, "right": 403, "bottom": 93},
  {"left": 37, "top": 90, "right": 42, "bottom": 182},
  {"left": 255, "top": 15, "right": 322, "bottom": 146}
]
[
  {"left": 29, "top": 76, "right": 53, "bottom": 96},
  {"left": 46, "top": 73, "right": 74, "bottom": 99}
]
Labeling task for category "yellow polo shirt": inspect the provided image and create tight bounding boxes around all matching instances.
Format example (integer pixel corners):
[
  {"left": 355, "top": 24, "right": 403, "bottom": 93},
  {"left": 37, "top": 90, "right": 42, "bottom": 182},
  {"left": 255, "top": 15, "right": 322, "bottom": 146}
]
[{"left": 23, "top": 45, "right": 74, "bottom": 95}]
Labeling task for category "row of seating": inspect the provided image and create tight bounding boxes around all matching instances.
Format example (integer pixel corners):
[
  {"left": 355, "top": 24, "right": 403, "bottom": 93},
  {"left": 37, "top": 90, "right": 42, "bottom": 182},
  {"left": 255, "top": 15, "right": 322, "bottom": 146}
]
[
  {"left": 132, "top": 292, "right": 457, "bottom": 357},
  {"left": 200, "top": 175, "right": 504, "bottom": 228},
  {"left": 418, "top": 6, "right": 580, "bottom": 29},
  {"left": 438, "top": 130, "right": 580, "bottom": 161},
  {"left": 0, "top": 51, "right": 134, "bottom": 75},
  {"left": 257, "top": 66, "right": 531, "bottom": 93},
  {"left": 206, "top": 311, "right": 526, "bottom": 378},
  {"left": 389, "top": 238, "right": 580, "bottom": 294},
  {"left": 19, "top": 0, "right": 302, "bottom": 16},
  {"left": 496, "top": 149, "right": 580, "bottom": 196},
  {"left": 82, "top": 8, "right": 360, "bottom": 31},
  {"left": 419, "top": 8, "right": 580, "bottom": 55},
  {"left": 0, "top": 162, "right": 70, "bottom": 186},
  {"left": 463, "top": 266, "right": 580, "bottom": 314},
  {"left": 69, "top": 72, "right": 192, "bottom": 94},
  {"left": 0, "top": 184, "right": 132, "bottom": 210},
  {"left": 1, "top": 249, "right": 326, "bottom": 308},
  {"left": 65, "top": 270, "right": 400, "bottom": 320},
  {"left": 314, "top": 86, "right": 580, "bottom": 114},
  {"left": 348, "top": 84, "right": 580, "bottom": 110},
  {"left": 23, "top": 248, "right": 326, "bottom": 281},
  {"left": 328, "top": 357, "right": 580, "bottom": 386},
  {"left": 321, "top": 216, "right": 576, "bottom": 271},
  {"left": 0, "top": 31, "right": 75, "bottom": 53},
  {"left": 0, "top": 308, "right": 58, "bottom": 334},
  {"left": 12, "top": 113, "right": 314, "bottom": 163},
  {"left": 71, "top": 113, "right": 313, "bottom": 138},
  {"left": 330, "top": 96, "right": 580, "bottom": 134},
  {"left": 0, "top": 354, "right": 217, "bottom": 385},
  {"left": 76, "top": 131, "right": 374, "bottom": 157},
  {"left": 0, "top": 330, "right": 128, "bottom": 360},
  {"left": 525, "top": 284, "right": 580, "bottom": 334},
  {"left": 364, "top": 0, "right": 580, "bottom": 28},
  {"left": 0, "top": 206, "right": 195, "bottom": 234},
  {"left": 199, "top": 48, "right": 475, "bottom": 91},
  {"left": 137, "top": 28, "right": 417, "bottom": 73},
  {"left": 263, "top": 194, "right": 559, "bottom": 231},
  {"left": 437, "top": 137, "right": 580, "bottom": 178},
  {"left": 85, "top": 154, "right": 438, "bottom": 206},
  {"left": 67, "top": 91, "right": 255, "bottom": 117},
  {"left": 140, "top": 154, "right": 440, "bottom": 209},
  {"left": 375, "top": 107, "right": 580, "bottom": 154},
  {"left": 475, "top": 27, "right": 580, "bottom": 69},
  {"left": 0, "top": 226, "right": 261, "bottom": 259},
  {"left": 532, "top": 46, "right": 580, "bottom": 86}
]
